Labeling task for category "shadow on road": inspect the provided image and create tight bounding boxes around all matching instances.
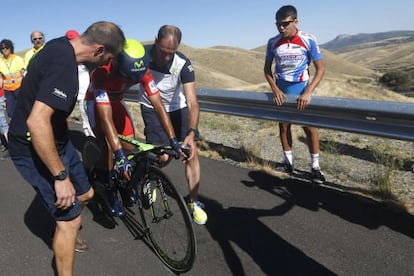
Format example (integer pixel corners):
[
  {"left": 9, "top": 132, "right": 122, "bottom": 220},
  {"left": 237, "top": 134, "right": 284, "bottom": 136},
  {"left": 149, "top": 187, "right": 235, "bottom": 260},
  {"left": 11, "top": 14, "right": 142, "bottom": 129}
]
[
  {"left": 199, "top": 194, "right": 335, "bottom": 276},
  {"left": 24, "top": 194, "right": 55, "bottom": 249},
  {"left": 243, "top": 170, "right": 414, "bottom": 238}
]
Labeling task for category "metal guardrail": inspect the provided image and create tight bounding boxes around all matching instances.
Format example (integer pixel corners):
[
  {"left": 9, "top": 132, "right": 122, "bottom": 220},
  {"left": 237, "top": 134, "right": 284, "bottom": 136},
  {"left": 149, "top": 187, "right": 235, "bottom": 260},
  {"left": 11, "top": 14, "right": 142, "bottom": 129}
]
[{"left": 124, "top": 87, "right": 414, "bottom": 142}]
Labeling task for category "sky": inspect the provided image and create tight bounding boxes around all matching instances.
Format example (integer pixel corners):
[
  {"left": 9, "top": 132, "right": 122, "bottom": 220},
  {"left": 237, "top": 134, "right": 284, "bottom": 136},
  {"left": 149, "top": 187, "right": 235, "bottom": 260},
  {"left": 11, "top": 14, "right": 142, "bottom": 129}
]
[{"left": 4, "top": 0, "right": 414, "bottom": 52}]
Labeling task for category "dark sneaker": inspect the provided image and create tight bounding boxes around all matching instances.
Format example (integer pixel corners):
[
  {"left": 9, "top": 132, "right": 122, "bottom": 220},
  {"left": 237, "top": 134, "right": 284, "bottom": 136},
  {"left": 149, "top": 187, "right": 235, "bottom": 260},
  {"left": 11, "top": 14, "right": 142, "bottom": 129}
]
[
  {"left": 75, "top": 235, "right": 89, "bottom": 253},
  {"left": 105, "top": 190, "right": 124, "bottom": 216},
  {"left": 283, "top": 162, "right": 294, "bottom": 174},
  {"left": 119, "top": 187, "right": 136, "bottom": 207},
  {"left": 311, "top": 168, "right": 326, "bottom": 184}
]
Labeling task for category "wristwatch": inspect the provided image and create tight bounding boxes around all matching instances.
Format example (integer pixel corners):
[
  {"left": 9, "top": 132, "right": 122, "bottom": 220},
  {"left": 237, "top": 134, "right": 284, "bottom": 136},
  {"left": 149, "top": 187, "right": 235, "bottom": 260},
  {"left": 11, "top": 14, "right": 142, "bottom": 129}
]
[
  {"left": 54, "top": 170, "right": 68, "bottom": 181},
  {"left": 187, "top": 128, "right": 199, "bottom": 137}
]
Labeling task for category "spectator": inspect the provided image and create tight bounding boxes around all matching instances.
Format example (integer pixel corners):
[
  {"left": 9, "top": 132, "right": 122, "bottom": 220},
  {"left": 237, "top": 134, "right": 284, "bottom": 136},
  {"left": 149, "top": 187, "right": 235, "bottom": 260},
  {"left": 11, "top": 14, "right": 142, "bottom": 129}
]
[
  {"left": 85, "top": 38, "right": 180, "bottom": 216},
  {"left": 0, "top": 39, "right": 25, "bottom": 118},
  {"left": 0, "top": 87, "right": 8, "bottom": 151},
  {"left": 66, "top": 30, "right": 94, "bottom": 137},
  {"left": 139, "top": 25, "right": 207, "bottom": 225},
  {"left": 8, "top": 21, "right": 125, "bottom": 276},
  {"left": 264, "top": 5, "right": 326, "bottom": 184},
  {"left": 24, "top": 30, "right": 45, "bottom": 68}
]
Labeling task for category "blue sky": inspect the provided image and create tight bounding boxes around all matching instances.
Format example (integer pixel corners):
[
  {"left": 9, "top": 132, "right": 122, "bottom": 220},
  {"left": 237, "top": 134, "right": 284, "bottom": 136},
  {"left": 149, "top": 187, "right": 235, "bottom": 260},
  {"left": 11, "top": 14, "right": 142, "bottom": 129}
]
[{"left": 5, "top": 0, "right": 414, "bottom": 52}]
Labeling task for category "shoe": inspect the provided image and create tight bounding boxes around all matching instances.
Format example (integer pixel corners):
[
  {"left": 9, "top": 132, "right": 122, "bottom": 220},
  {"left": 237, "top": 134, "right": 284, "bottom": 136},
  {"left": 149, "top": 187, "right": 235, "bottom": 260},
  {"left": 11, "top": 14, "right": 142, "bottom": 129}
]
[
  {"left": 0, "top": 145, "right": 6, "bottom": 152},
  {"left": 283, "top": 162, "right": 294, "bottom": 174},
  {"left": 311, "top": 168, "right": 326, "bottom": 184},
  {"left": 105, "top": 189, "right": 124, "bottom": 216},
  {"left": 75, "top": 235, "right": 89, "bottom": 253},
  {"left": 188, "top": 201, "right": 207, "bottom": 225},
  {"left": 119, "top": 187, "right": 136, "bottom": 207}
]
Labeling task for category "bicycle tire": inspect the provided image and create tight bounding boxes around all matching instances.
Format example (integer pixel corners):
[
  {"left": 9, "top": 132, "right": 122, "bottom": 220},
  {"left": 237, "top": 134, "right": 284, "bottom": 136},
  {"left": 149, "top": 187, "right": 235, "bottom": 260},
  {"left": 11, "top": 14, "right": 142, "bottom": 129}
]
[{"left": 137, "top": 166, "right": 196, "bottom": 273}]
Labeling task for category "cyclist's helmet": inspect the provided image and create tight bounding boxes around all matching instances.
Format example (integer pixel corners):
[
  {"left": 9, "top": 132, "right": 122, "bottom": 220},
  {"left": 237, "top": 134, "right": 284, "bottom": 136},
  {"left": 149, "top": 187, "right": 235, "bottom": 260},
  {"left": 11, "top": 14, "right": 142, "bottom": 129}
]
[{"left": 116, "top": 38, "right": 149, "bottom": 83}]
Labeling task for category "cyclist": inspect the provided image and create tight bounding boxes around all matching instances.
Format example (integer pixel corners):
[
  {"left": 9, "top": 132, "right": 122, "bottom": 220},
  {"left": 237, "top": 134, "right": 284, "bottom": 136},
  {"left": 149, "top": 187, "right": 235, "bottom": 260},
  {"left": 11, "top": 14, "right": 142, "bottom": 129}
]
[{"left": 86, "top": 38, "right": 182, "bottom": 217}]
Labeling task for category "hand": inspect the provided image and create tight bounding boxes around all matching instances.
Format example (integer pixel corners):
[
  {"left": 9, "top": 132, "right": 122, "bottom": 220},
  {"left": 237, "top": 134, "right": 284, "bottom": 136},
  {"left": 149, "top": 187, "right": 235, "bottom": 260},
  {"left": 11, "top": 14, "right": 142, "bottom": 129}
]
[
  {"left": 297, "top": 91, "right": 311, "bottom": 111},
  {"left": 181, "top": 144, "right": 191, "bottom": 162},
  {"left": 169, "top": 137, "right": 182, "bottom": 158},
  {"left": 273, "top": 90, "right": 286, "bottom": 106},
  {"left": 54, "top": 178, "right": 76, "bottom": 210},
  {"left": 114, "top": 149, "right": 132, "bottom": 181}
]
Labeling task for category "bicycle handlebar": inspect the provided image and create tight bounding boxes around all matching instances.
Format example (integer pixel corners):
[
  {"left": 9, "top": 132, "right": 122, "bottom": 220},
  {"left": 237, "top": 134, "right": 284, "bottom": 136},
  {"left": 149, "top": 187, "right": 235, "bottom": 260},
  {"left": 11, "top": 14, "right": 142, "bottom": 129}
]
[{"left": 118, "top": 134, "right": 190, "bottom": 160}]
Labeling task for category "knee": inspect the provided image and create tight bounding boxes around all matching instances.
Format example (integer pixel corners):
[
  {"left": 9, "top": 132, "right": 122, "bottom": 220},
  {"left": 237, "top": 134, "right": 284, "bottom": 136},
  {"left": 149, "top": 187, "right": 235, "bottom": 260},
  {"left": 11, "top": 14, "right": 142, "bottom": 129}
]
[
  {"left": 78, "top": 187, "right": 94, "bottom": 204},
  {"left": 56, "top": 215, "right": 82, "bottom": 232}
]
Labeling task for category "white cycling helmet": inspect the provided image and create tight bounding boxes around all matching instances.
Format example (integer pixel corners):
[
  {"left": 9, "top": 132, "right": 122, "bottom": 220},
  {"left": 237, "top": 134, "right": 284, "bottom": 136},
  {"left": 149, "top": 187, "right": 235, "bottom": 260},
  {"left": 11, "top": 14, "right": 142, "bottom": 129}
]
[{"left": 116, "top": 38, "right": 149, "bottom": 82}]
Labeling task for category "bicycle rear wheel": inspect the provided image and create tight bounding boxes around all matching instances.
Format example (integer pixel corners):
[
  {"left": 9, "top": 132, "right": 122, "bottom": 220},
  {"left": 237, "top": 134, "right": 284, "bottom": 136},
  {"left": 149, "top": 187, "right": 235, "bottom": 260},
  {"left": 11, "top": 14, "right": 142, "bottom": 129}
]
[{"left": 138, "top": 166, "right": 196, "bottom": 273}]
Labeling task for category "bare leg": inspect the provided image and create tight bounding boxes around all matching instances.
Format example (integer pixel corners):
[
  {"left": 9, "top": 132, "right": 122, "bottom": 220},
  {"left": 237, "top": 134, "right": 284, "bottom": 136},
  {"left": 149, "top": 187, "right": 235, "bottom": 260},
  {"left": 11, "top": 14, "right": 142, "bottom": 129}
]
[
  {"left": 186, "top": 149, "right": 201, "bottom": 201},
  {"left": 303, "top": 126, "right": 320, "bottom": 154},
  {"left": 54, "top": 216, "right": 82, "bottom": 276},
  {"left": 78, "top": 187, "right": 94, "bottom": 209},
  {"left": 279, "top": 122, "right": 292, "bottom": 151}
]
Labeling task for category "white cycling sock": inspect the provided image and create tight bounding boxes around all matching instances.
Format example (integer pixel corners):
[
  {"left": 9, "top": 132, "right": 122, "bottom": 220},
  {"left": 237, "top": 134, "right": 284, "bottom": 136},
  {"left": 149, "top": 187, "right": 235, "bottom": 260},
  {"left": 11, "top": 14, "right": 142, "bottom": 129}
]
[
  {"left": 284, "top": 150, "right": 293, "bottom": 165},
  {"left": 311, "top": 153, "right": 320, "bottom": 169}
]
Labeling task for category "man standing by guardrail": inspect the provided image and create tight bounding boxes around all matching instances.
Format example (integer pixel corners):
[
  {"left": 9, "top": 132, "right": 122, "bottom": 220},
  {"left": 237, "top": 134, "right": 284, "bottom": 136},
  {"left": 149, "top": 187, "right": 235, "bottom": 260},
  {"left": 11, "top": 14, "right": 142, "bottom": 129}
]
[{"left": 264, "top": 5, "right": 326, "bottom": 183}]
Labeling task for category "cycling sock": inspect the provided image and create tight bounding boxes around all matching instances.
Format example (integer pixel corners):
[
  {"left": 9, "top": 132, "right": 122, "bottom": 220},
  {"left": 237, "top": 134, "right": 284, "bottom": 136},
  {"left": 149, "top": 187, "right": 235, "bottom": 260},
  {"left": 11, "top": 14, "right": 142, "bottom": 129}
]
[
  {"left": 284, "top": 150, "right": 293, "bottom": 165},
  {"left": 311, "top": 153, "right": 320, "bottom": 169}
]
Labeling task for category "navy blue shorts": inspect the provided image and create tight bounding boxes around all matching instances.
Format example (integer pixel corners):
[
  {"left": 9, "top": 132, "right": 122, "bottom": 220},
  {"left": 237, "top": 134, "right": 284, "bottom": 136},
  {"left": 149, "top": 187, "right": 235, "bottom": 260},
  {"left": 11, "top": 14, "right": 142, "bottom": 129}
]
[
  {"left": 141, "top": 105, "right": 199, "bottom": 144},
  {"left": 11, "top": 140, "right": 91, "bottom": 221}
]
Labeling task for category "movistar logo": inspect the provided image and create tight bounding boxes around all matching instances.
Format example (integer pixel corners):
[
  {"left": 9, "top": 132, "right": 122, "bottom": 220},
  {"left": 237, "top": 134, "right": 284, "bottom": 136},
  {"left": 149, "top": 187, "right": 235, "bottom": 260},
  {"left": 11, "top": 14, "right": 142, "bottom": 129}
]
[{"left": 134, "top": 60, "right": 145, "bottom": 68}]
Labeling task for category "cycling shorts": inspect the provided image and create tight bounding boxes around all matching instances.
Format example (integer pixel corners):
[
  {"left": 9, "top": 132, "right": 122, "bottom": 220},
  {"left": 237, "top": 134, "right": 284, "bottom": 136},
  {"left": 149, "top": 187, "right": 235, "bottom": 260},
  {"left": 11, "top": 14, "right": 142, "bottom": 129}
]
[
  {"left": 141, "top": 105, "right": 199, "bottom": 145},
  {"left": 276, "top": 79, "right": 308, "bottom": 96},
  {"left": 86, "top": 100, "right": 135, "bottom": 137}
]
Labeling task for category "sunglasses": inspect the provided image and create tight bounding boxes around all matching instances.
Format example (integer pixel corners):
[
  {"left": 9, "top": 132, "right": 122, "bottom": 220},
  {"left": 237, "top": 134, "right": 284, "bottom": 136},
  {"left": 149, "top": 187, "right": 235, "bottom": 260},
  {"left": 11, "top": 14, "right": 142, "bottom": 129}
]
[
  {"left": 32, "top": 37, "right": 43, "bottom": 42},
  {"left": 1, "top": 46, "right": 9, "bottom": 50},
  {"left": 275, "top": 20, "right": 295, "bottom": 28}
]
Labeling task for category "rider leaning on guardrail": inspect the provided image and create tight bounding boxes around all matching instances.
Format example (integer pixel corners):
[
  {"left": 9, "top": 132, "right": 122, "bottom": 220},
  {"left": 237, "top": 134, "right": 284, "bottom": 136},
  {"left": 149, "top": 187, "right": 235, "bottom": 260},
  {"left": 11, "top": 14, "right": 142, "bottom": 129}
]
[{"left": 264, "top": 5, "right": 326, "bottom": 184}]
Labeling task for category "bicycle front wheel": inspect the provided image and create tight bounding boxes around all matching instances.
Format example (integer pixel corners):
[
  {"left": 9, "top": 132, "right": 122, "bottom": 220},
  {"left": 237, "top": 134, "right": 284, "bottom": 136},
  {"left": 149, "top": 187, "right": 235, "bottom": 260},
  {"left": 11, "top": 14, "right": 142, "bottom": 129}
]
[{"left": 138, "top": 166, "right": 196, "bottom": 273}]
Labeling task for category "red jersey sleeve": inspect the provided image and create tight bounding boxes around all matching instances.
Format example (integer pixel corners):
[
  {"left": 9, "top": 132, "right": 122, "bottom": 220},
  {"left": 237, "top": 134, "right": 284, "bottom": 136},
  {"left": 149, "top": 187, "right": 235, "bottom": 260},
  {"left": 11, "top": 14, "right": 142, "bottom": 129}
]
[{"left": 140, "top": 69, "right": 159, "bottom": 97}]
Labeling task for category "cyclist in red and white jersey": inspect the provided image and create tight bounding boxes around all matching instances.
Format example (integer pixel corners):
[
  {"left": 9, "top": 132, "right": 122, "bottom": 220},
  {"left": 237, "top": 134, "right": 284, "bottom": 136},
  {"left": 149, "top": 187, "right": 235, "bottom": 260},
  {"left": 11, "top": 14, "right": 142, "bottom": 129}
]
[
  {"left": 264, "top": 5, "right": 326, "bottom": 184},
  {"left": 86, "top": 38, "right": 182, "bottom": 216}
]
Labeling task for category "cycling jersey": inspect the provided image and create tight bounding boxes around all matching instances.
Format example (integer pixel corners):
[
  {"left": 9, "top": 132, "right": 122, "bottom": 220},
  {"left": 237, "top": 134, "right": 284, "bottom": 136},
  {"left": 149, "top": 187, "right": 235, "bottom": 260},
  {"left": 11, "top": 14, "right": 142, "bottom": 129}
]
[
  {"left": 265, "top": 30, "right": 322, "bottom": 82},
  {"left": 139, "top": 45, "right": 195, "bottom": 112},
  {"left": 86, "top": 60, "right": 159, "bottom": 136}
]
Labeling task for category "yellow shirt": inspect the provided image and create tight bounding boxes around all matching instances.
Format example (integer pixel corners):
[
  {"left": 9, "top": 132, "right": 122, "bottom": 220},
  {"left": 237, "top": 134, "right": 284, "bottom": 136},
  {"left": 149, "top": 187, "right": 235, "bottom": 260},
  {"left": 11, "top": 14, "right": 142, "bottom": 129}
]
[
  {"left": 0, "top": 54, "right": 25, "bottom": 91},
  {"left": 24, "top": 45, "right": 44, "bottom": 68}
]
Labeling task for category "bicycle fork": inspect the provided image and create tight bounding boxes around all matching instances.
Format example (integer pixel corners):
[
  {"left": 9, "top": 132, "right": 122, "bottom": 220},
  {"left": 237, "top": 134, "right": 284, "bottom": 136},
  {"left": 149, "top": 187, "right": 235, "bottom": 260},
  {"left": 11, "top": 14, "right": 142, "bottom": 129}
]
[{"left": 144, "top": 177, "right": 173, "bottom": 223}]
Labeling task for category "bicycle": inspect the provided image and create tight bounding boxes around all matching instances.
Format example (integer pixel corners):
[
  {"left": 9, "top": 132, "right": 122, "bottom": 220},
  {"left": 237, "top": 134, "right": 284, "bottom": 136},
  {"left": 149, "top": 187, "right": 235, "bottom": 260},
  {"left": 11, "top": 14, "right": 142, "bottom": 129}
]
[{"left": 82, "top": 134, "right": 197, "bottom": 273}]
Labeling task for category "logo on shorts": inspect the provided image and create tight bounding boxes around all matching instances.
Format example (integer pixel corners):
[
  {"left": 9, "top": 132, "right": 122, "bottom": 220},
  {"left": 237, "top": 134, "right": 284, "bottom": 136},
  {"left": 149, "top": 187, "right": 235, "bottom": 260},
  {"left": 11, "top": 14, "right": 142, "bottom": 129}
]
[{"left": 52, "top": 88, "right": 68, "bottom": 100}]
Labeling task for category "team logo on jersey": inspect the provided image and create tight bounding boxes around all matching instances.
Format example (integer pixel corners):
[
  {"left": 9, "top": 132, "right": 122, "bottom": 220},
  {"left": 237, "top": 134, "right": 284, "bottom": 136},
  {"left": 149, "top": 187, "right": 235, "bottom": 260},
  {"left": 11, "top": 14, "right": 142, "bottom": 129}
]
[
  {"left": 187, "top": 64, "right": 194, "bottom": 72},
  {"left": 171, "top": 67, "right": 179, "bottom": 75},
  {"left": 52, "top": 88, "right": 68, "bottom": 100},
  {"left": 148, "top": 80, "right": 158, "bottom": 93}
]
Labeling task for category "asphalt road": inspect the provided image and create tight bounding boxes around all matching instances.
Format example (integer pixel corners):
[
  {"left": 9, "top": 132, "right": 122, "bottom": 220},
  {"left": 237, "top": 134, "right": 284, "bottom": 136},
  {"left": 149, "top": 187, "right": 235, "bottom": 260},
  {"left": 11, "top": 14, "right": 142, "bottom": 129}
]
[{"left": 0, "top": 128, "right": 414, "bottom": 275}]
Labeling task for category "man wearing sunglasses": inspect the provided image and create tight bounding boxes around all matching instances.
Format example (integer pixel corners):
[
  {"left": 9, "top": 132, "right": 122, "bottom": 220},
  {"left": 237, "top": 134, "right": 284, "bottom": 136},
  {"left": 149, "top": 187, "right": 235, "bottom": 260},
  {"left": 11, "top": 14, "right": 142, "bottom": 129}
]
[
  {"left": 24, "top": 31, "right": 45, "bottom": 68},
  {"left": 264, "top": 5, "right": 326, "bottom": 184}
]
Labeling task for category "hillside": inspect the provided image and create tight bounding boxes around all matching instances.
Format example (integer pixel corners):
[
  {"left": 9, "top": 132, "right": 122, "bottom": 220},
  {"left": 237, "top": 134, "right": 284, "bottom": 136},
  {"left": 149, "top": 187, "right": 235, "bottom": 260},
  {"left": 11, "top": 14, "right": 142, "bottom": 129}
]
[
  {"left": 320, "top": 30, "right": 414, "bottom": 53},
  {"left": 17, "top": 30, "right": 414, "bottom": 102}
]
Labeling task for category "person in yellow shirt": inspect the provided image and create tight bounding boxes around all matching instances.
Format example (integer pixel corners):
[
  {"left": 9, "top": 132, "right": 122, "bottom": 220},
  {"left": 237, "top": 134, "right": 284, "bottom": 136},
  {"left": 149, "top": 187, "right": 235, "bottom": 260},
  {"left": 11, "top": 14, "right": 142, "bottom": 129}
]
[
  {"left": 24, "top": 31, "right": 45, "bottom": 68},
  {"left": 0, "top": 39, "right": 25, "bottom": 118}
]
